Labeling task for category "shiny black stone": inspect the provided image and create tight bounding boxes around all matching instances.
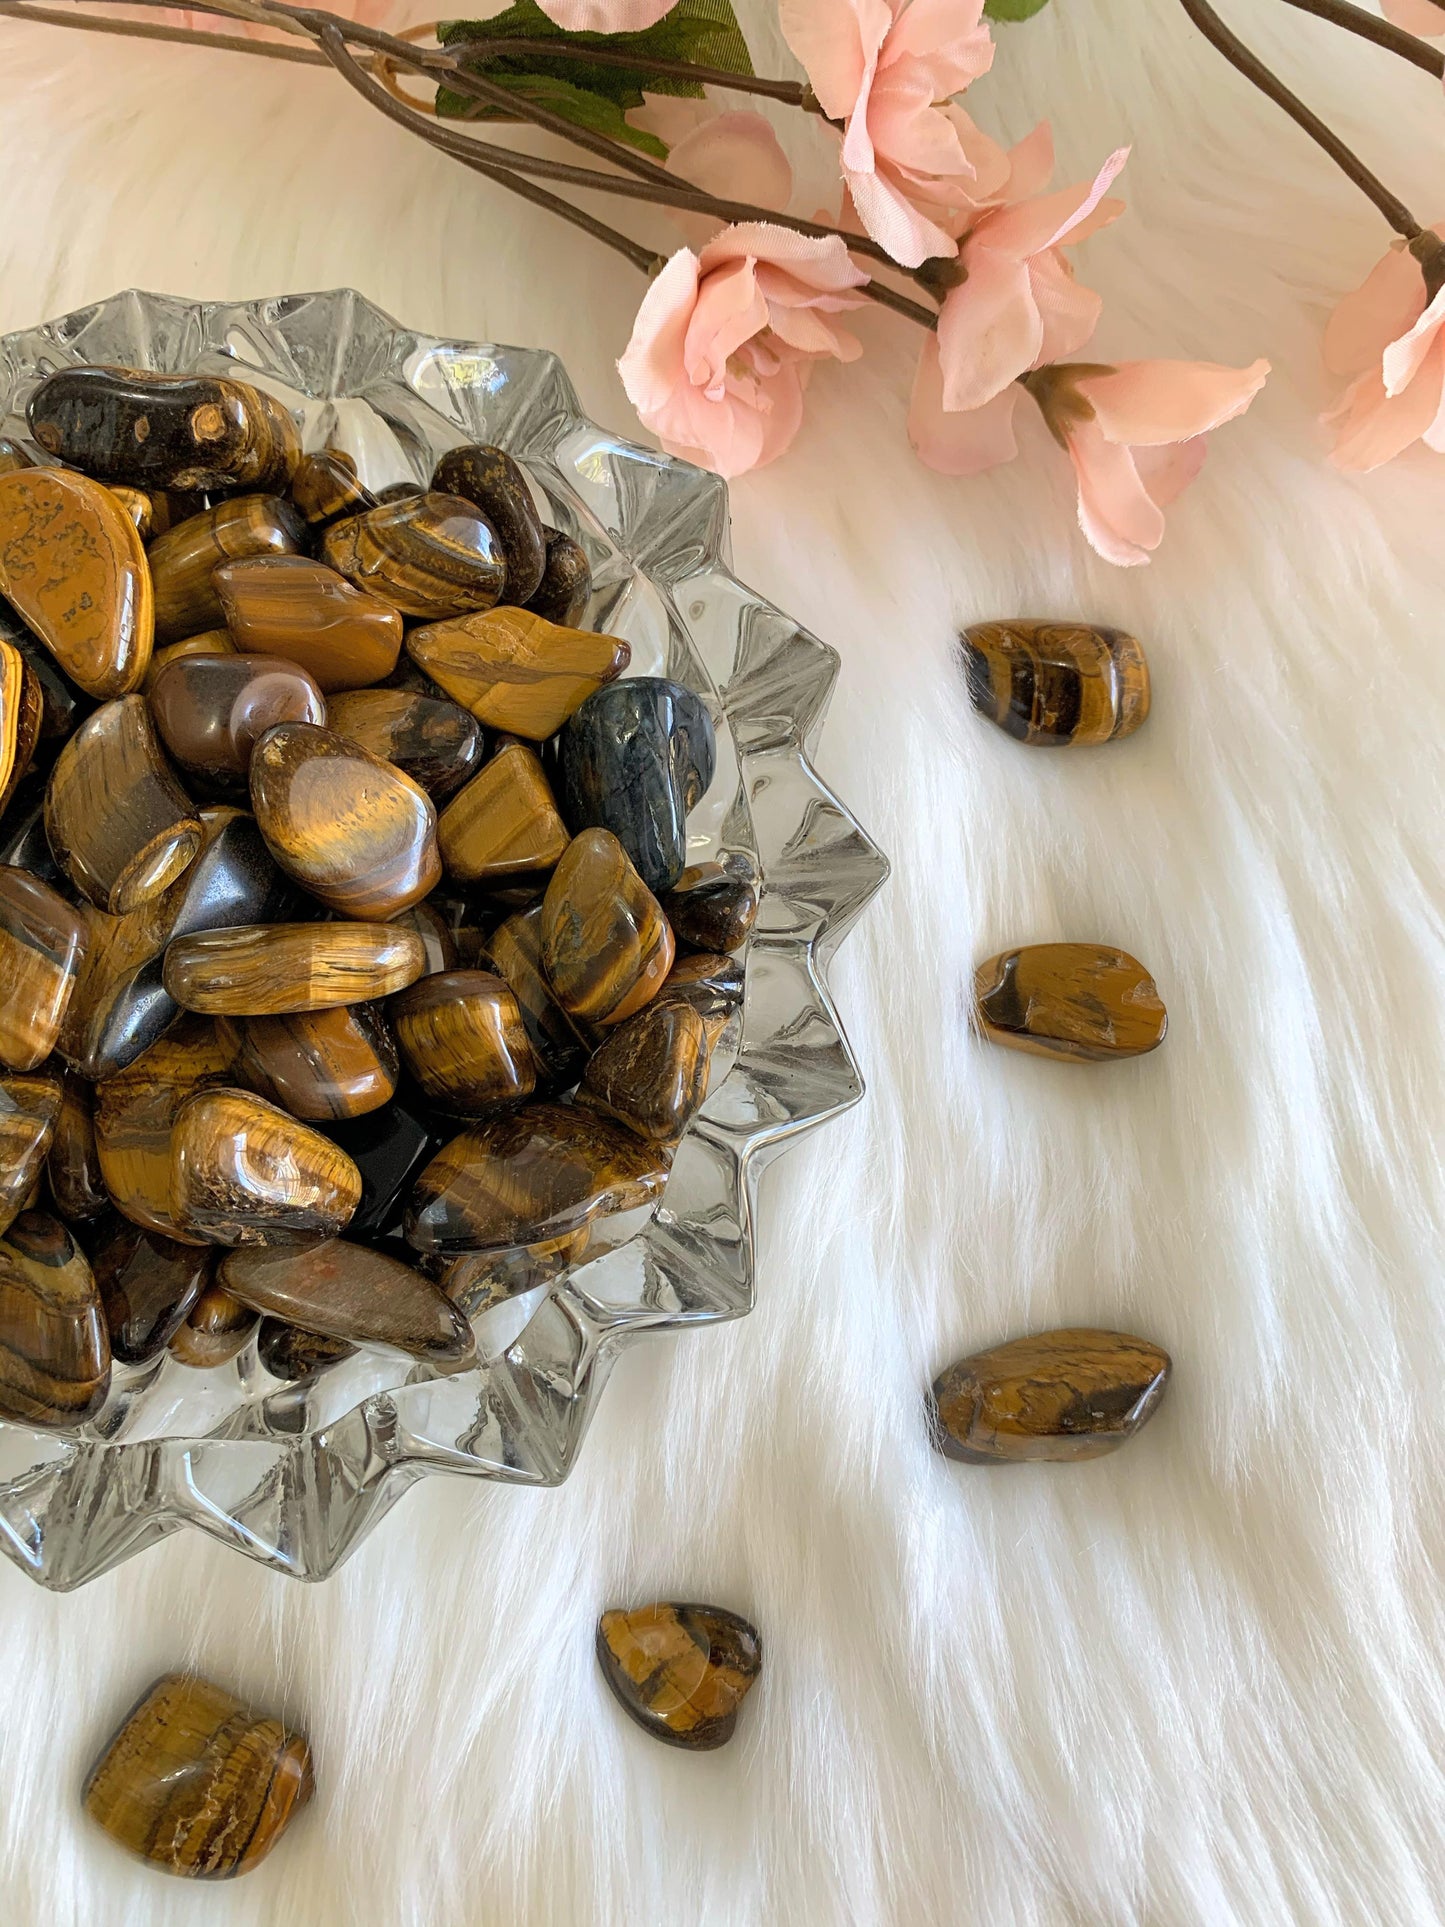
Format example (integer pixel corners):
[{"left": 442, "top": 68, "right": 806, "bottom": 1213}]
[
  {"left": 257, "top": 1317, "right": 357, "bottom": 1381},
  {"left": 432, "top": 445, "right": 546, "bottom": 607},
  {"left": 557, "top": 677, "right": 716, "bottom": 893},
  {"left": 525, "top": 528, "right": 591, "bottom": 629},
  {"left": 317, "top": 1097, "right": 439, "bottom": 1242}
]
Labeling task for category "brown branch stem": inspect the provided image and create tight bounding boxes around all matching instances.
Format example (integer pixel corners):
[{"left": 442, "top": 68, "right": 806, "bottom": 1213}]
[
  {"left": 0, "top": 0, "right": 326, "bottom": 59},
  {"left": 440, "top": 33, "right": 811, "bottom": 104},
  {"left": 1276, "top": 0, "right": 1444, "bottom": 74}
]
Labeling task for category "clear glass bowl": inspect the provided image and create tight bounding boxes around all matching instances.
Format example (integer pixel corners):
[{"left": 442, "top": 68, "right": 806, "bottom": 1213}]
[{"left": 0, "top": 289, "right": 888, "bottom": 1590}]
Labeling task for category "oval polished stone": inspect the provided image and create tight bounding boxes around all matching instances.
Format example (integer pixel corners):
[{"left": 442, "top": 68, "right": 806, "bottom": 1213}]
[
  {"left": 526, "top": 528, "right": 591, "bottom": 628},
  {"left": 596, "top": 1603, "right": 762, "bottom": 1751},
  {"left": 164, "top": 921, "right": 427, "bottom": 1016},
  {"left": 578, "top": 1002, "right": 711, "bottom": 1143},
  {"left": 94, "top": 1016, "right": 234, "bottom": 1243},
  {"left": 0, "top": 467, "right": 154, "bottom": 696},
  {"left": 928, "top": 1328, "right": 1172, "bottom": 1463},
  {"left": 170, "top": 1087, "right": 362, "bottom": 1246},
  {"left": 0, "top": 637, "right": 43, "bottom": 814},
  {"left": 391, "top": 969, "right": 535, "bottom": 1113},
  {"left": 47, "top": 1071, "right": 109, "bottom": 1222},
  {"left": 148, "top": 495, "right": 306, "bottom": 643},
  {"left": 140, "top": 630, "right": 236, "bottom": 695},
  {"left": 0, "top": 1072, "right": 63, "bottom": 1236},
  {"left": 540, "top": 828, "right": 675, "bottom": 1028},
  {"left": 973, "top": 943, "right": 1167, "bottom": 1063},
  {"left": 325, "top": 687, "right": 483, "bottom": 801},
  {"left": 321, "top": 492, "right": 506, "bottom": 620},
  {"left": 168, "top": 1282, "right": 257, "bottom": 1368},
  {"left": 214, "top": 556, "right": 403, "bottom": 693},
  {"left": 390, "top": 899, "right": 458, "bottom": 976},
  {"left": 436, "top": 741, "right": 569, "bottom": 884},
  {"left": 558, "top": 677, "right": 717, "bottom": 893},
  {"left": 257, "top": 1318, "right": 356, "bottom": 1380},
  {"left": 92, "top": 1218, "right": 211, "bottom": 1364},
  {"left": 0, "top": 1209, "right": 110, "bottom": 1428},
  {"left": 405, "top": 1102, "right": 668, "bottom": 1255},
  {"left": 29, "top": 367, "right": 300, "bottom": 493},
  {"left": 220, "top": 1003, "right": 398, "bottom": 1120},
  {"left": 659, "top": 862, "right": 759, "bottom": 955},
  {"left": 82, "top": 1671, "right": 314, "bottom": 1878},
  {"left": 407, "top": 607, "right": 630, "bottom": 742},
  {"left": 249, "top": 722, "right": 442, "bottom": 919},
  {"left": 432, "top": 443, "right": 547, "bottom": 605},
  {"left": 961, "top": 619, "right": 1150, "bottom": 747},
  {"left": 0, "top": 864, "right": 88, "bottom": 1070},
  {"left": 482, "top": 905, "right": 589, "bottom": 1091},
  {"left": 289, "top": 447, "right": 375, "bottom": 528},
  {"left": 45, "top": 695, "right": 203, "bottom": 913},
  {"left": 221, "top": 1238, "right": 474, "bottom": 1362},
  {"left": 149, "top": 652, "right": 325, "bottom": 795}
]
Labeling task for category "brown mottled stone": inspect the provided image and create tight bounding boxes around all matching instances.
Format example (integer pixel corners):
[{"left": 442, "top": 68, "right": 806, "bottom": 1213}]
[
  {"left": 320, "top": 492, "right": 506, "bottom": 620},
  {"left": 0, "top": 864, "right": 88, "bottom": 1070},
  {"left": 391, "top": 968, "right": 535, "bottom": 1112},
  {"left": 0, "top": 1208, "right": 110, "bottom": 1428},
  {"left": 436, "top": 740, "right": 569, "bottom": 884},
  {"left": 169, "top": 1086, "right": 362, "bottom": 1245},
  {"left": 578, "top": 1002, "right": 711, "bottom": 1143},
  {"left": 214, "top": 556, "right": 402, "bottom": 693},
  {"left": 432, "top": 443, "right": 546, "bottom": 604},
  {"left": 148, "top": 652, "right": 325, "bottom": 794},
  {"left": 928, "top": 1328, "right": 1172, "bottom": 1463},
  {"left": 961, "top": 620, "right": 1150, "bottom": 748},
  {"left": 164, "top": 921, "right": 427, "bottom": 1016},
  {"left": 659, "top": 862, "right": 758, "bottom": 955},
  {"left": 219, "top": 1003, "right": 398, "bottom": 1121},
  {"left": 221, "top": 1237, "right": 474, "bottom": 1362},
  {"left": 148, "top": 495, "right": 305, "bottom": 643},
  {"left": 973, "top": 943, "right": 1167, "bottom": 1062},
  {"left": 526, "top": 528, "right": 591, "bottom": 628},
  {"left": 0, "top": 1072, "right": 63, "bottom": 1235},
  {"left": 540, "top": 828, "right": 675, "bottom": 1027},
  {"left": 596, "top": 1603, "right": 762, "bottom": 1750},
  {"left": 167, "top": 1282, "right": 257, "bottom": 1368},
  {"left": 407, "top": 607, "right": 629, "bottom": 742}
]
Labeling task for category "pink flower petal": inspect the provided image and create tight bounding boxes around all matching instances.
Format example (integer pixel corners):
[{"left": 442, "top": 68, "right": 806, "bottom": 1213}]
[
  {"left": 618, "top": 250, "right": 701, "bottom": 415},
  {"left": 908, "top": 335, "right": 1020, "bottom": 473},
  {"left": 699, "top": 223, "right": 869, "bottom": 292},
  {"left": 1381, "top": 0, "right": 1445, "bottom": 32},
  {"left": 1380, "top": 281, "right": 1445, "bottom": 396},
  {"left": 882, "top": 0, "right": 988, "bottom": 66},
  {"left": 1030, "top": 249, "right": 1103, "bottom": 365},
  {"left": 534, "top": 0, "right": 675, "bottom": 27},
  {"left": 1327, "top": 353, "right": 1445, "bottom": 469},
  {"left": 979, "top": 148, "right": 1129, "bottom": 258},
  {"left": 779, "top": 0, "right": 885, "bottom": 120},
  {"left": 667, "top": 113, "right": 793, "bottom": 215},
  {"left": 1002, "top": 122, "right": 1055, "bottom": 202},
  {"left": 1321, "top": 241, "right": 1427, "bottom": 378},
  {"left": 684, "top": 259, "right": 769, "bottom": 393},
  {"left": 1077, "top": 357, "right": 1270, "bottom": 446},
  {"left": 846, "top": 164, "right": 959, "bottom": 266},
  {"left": 1134, "top": 436, "right": 1208, "bottom": 509},
  {"left": 1067, "top": 419, "right": 1165, "bottom": 567},
  {"left": 936, "top": 246, "right": 1041, "bottom": 410}
]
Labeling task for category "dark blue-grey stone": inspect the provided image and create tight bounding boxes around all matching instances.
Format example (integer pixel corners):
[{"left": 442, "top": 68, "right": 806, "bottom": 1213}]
[{"left": 557, "top": 677, "right": 716, "bottom": 893}]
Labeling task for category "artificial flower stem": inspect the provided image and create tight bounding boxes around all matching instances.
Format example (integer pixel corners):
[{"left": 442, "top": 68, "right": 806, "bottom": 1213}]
[
  {"left": 0, "top": 0, "right": 327, "bottom": 59},
  {"left": 440, "top": 35, "right": 813, "bottom": 105},
  {"left": 1274, "top": 0, "right": 1443, "bottom": 76}
]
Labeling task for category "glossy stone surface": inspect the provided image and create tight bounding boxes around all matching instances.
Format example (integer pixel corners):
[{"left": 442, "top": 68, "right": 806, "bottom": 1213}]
[
  {"left": 321, "top": 492, "right": 506, "bottom": 620},
  {"left": 92, "top": 1219, "right": 212, "bottom": 1364},
  {"left": 109, "top": 487, "right": 156, "bottom": 541},
  {"left": 249, "top": 722, "right": 441, "bottom": 919},
  {"left": 559, "top": 677, "right": 716, "bottom": 892},
  {"left": 289, "top": 448, "right": 374, "bottom": 527},
  {"left": 540, "top": 828, "right": 675, "bottom": 1027},
  {"left": 168, "top": 1283, "right": 256, "bottom": 1368},
  {"left": 47, "top": 1071, "right": 109, "bottom": 1221},
  {"left": 973, "top": 943, "right": 1167, "bottom": 1062},
  {"left": 961, "top": 620, "right": 1151, "bottom": 747},
  {"left": 390, "top": 899, "right": 458, "bottom": 976},
  {"left": 406, "top": 1102, "right": 668, "bottom": 1254},
  {"left": 0, "top": 1209, "right": 110, "bottom": 1428},
  {"left": 2, "top": 605, "right": 92, "bottom": 741},
  {"left": 94, "top": 1017, "right": 234, "bottom": 1242},
  {"left": 437, "top": 741, "right": 569, "bottom": 884},
  {"left": 391, "top": 969, "right": 535, "bottom": 1112},
  {"left": 440, "top": 1227, "right": 589, "bottom": 1318},
  {"left": 164, "top": 920, "right": 427, "bottom": 1016},
  {"left": 0, "top": 637, "right": 42, "bottom": 814},
  {"left": 578, "top": 1002, "right": 711, "bottom": 1143},
  {"left": 0, "top": 1073, "right": 62, "bottom": 1235},
  {"left": 0, "top": 437, "right": 33, "bottom": 475},
  {"left": 141, "top": 631, "right": 236, "bottom": 694},
  {"left": 596, "top": 1603, "right": 762, "bottom": 1751},
  {"left": 526, "top": 527, "right": 591, "bottom": 628},
  {"left": 257, "top": 1319, "right": 356, "bottom": 1380},
  {"left": 221, "top": 1238, "right": 474, "bottom": 1362},
  {"left": 929, "top": 1328, "right": 1172, "bottom": 1463},
  {"left": 148, "top": 495, "right": 305, "bottom": 643},
  {"left": 220, "top": 1003, "right": 398, "bottom": 1120},
  {"left": 317, "top": 1099, "right": 437, "bottom": 1242},
  {"left": 214, "top": 556, "right": 403, "bottom": 693},
  {"left": 149, "top": 652, "right": 325, "bottom": 795},
  {"left": 0, "top": 864, "right": 87, "bottom": 1069},
  {"left": 325, "top": 687, "right": 483, "bottom": 800},
  {"left": 432, "top": 443, "right": 546, "bottom": 604},
  {"left": 482, "top": 906, "right": 589, "bottom": 1091},
  {"left": 0, "top": 771, "right": 59, "bottom": 886},
  {"left": 82, "top": 1672, "right": 313, "bottom": 1878},
  {"left": 0, "top": 467, "right": 153, "bottom": 697},
  {"left": 407, "top": 607, "right": 630, "bottom": 742},
  {"left": 660, "top": 862, "right": 758, "bottom": 955},
  {"left": 46, "top": 696, "right": 202, "bottom": 914},
  {"left": 170, "top": 1087, "right": 362, "bottom": 1245},
  {"left": 28, "top": 367, "right": 300, "bottom": 493},
  {"left": 655, "top": 949, "right": 745, "bottom": 1024}
]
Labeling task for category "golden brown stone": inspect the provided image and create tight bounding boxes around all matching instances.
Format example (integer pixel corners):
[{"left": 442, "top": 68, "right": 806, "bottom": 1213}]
[
  {"left": 482, "top": 905, "right": 589, "bottom": 1091},
  {"left": 540, "top": 828, "right": 675, "bottom": 1028},
  {"left": 214, "top": 556, "right": 403, "bottom": 692},
  {"left": 526, "top": 528, "right": 591, "bottom": 628},
  {"left": 431, "top": 442, "right": 546, "bottom": 603},
  {"left": 440, "top": 1227, "right": 589, "bottom": 1317},
  {"left": 659, "top": 862, "right": 759, "bottom": 955},
  {"left": 0, "top": 641, "right": 42, "bottom": 815},
  {"left": 0, "top": 864, "right": 88, "bottom": 1070},
  {"left": 220, "top": 1238, "right": 474, "bottom": 1361},
  {"left": 148, "top": 652, "right": 325, "bottom": 795},
  {"left": 148, "top": 495, "right": 305, "bottom": 643},
  {"left": 47, "top": 1071, "right": 109, "bottom": 1222},
  {"left": 219, "top": 1003, "right": 398, "bottom": 1120},
  {"left": 973, "top": 943, "right": 1167, "bottom": 1062},
  {"left": 82, "top": 1672, "right": 313, "bottom": 1878},
  {"left": 164, "top": 920, "right": 427, "bottom": 1016},
  {"left": 0, "top": 1208, "right": 110, "bottom": 1429},
  {"left": 928, "top": 1328, "right": 1172, "bottom": 1463},
  {"left": 436, "top": 741, "right": 569, "bottom": 884},
  {"left": 168, "top": 1282, "right": 256, "bottom": 1368},
  {"left": 29, "top": 367, "right": 300, "bottom": 493},
  {"left": 578, "top": 1002, "right": 711, "bottom": 1142},
  {"left": 170, "top": 1086, "right": 362, "bottom": 1245},
  {"left": 94, "top": 1016, "right": 234, "bottom": 1243},
  {"left": 961, "top": 620, "right": 1150, "bottom": 747},
  {"left": 596, "top": 1603, "right": 762, "bottom": 1751},
  {"left": 321, "top": 492, "right": 505, "bottom": 620},
  {"left": 140, "top": 631, "right": 236, "bottom": 695},
  {"left": 289, "top": 448, "right": 374, "bottom": 528},
  {"left": 0, "top": 1072, "right": 62, "bottom": 1235},
  {"left": 109, "top": 486, "right": 155, "bottom": 540},
  {"left": 391, "top": 969, "right": 535, "bottom": 1112},
  {"left": 325, "top": 688, "right": 484, "bottom": 800},
  {"left": 406, "top": 607, "right": 630, "bottom": 741}
]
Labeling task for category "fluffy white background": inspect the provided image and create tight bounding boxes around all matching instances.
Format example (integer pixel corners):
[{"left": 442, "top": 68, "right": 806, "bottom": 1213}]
[{"left": 2, "top": 0, "right": 1444, "bottom": 1920}]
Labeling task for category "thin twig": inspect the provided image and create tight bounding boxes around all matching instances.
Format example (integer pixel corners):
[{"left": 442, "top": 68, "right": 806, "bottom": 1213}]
[
  {"left": 0, "top": 0, "right": 326, "bottom": 59},
  {"left": 440, "top": 32, "right": 810, "bottom": 104},
  {"left": 1273, "top": 0, "right": 1443, "bottom": 78}
]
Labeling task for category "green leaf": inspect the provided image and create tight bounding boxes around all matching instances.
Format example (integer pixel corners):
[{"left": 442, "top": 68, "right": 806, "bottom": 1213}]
[
  {"left": 984, "top": 0, "right": 1051, "bottom": 18},
  {"left": 436, "top": 69, "right": 669, "bottom": 156}
]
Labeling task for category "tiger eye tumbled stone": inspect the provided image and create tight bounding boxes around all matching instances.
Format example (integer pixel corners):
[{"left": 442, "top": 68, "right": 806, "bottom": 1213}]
[
  {"left": 526, "top": 528, "right": 591, "bottom": 628},
  {"left": 109, "top": 487, "right": 155, "bottom": 540},
  {"left": 28, "top": 367, "right": 300, "bottom": 493},
  {"left": 219, "top": 1003, "right": 398, "bottom": 1120},
  {"left": 481, "top": 905, "right": 589, "bottom": 1092},
  {"left": 654, "top": 949, "right": 745, "bottom": 1024},
  {"left": 149, "top": 652, "right": 325, "bottom": 795},
  {"left": 326, "top": 687, "right": 483, "bottom": 800},
  {"left": 149, "top": 495, "right": 305, "bottom": 643},
  {"left": 82, "top": 1671, "right": 313, "bottom": 1878},
  {"left": 659, "top": 862, "right": 759, "bottom": 955},
  {"left": 973, "top": 943, "right": 1167, "bottom": 1062},
  {"left": 578, "top": 1001, "right": 711, "bottom": 1143},
  {"left": 141, "top": 631, "right": 236, "bottom": 694},
  {"left": 249, "top": 722, "right": 442, "bottom": 919},
  {"left": 289, "top": 447, "right": 375, "bottom": 528},
  {"left": 540, "top": 828, "right": 675, "bottom": 1027},
  {"left": 436, "top": 741, "right": 569, "bottom": 884},
  {"left": 220, "top": 1237, "right": 473, "bottom": 1361},
  {"left": 0, "top": 437, "right": 33, "bottom": 475},
  {"left": 214, "top": 556, "right": 403, "bottom": 693},
  {"left": 94, "top": 1016, "right": 234, "bottom": 1243},
  {"left": 92, "top": 1218, "right": 211, "bottom": 1364},
  {"left": 406, "top": 1102, "right": 668, "bottom": 1255},
  {"left": 0, "top": 1072, "right": 63, "bottom": 1235},
  {"left": 257, "top": 1319, "right": 356, "bottom": 1381},
  {"left": 391, "top": 969, "right": 535, "bottom": 1112},
  {"left": 321, "top": 492, "right": 506, "bottom": 620},
  {"left": 168, "top": 1282, "right": 256, "bottom": 1368},
  {"left": 317, "top": 1098, "right": 437, "bottom": 1243},
  {"left": 2, "top": 608, "right": 92, "bottom": 742},
  {"left": 928, "top": 1328, "right": 1172, "bottom": 1463},
  {"left": 0, "top": 1208, "right": 110, "bottom": 1428},
  {"left": 170, "top": 1086, "right": 362, "bottom": 1246},
  {"left": 0, "top": 864, "right": 88, "bottom": 1070},
  {"left": 0, "top": 467, "right": 154, "bottom": 696},
  {"left": 559, "top": 677, "right": 716, "bottom": 893},
  {"left": 164, "top": 921, "right": 427, "bottom": 1016},
  {"left": 961, "top": 620, "right": 1151, "bottom": 747},
  {"left": 407, "top": 607, "right": 630, "bottom": 742},
  {"left": 47, "top": 1071, "right": 109, "bottom": 1222},
  {"left": 596, "top": 1603, "right": 762, "bottom": 1751},
  {"left": 0, "top": 638, "right": 42, "bottom": 813},
  {"left": 432, "top": 443, "right": 546, "bottom": 605},
  {"left": 45, "top": 696, "right": 203, "bottom": 913}
]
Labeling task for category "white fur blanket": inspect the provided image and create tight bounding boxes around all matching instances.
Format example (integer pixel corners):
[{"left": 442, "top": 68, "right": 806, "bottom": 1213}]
[{"left": 2, "top": 2, "right": 1444, "bottom": 1921}]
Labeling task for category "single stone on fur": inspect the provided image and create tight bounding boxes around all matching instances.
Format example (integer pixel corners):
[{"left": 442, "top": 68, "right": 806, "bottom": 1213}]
[
  {"left": 148, "top": 495, "right": 306, "bottom": 643},
  {"left": 321, "top": 492, "right": 506, "bottom": 620},
  {"left": 92, "top": 1218, "right": 212, "bottom": 1364},
  {"left": 596, "top": 1603, "right": 762, "bottom": 1750},
  {"left": 407, "top": 605, "right": 630, "bottom": 742},
  {"left": 220, "top": 1237, "right": 474, "bottom": 1362},
  {"left": 0, "top": 1072, "right": 63, "bottom": 1236},
  {"left": 82, "top": 1672, "right": 314, "bottom": 1878},
  {"left": 578, "top": 1001, "right": 712, "bottom": 1143},
  {"left": 558, "top": 677, "right": 716, "bottom": 892},
  {"left": 148, "top": 652, "right": 326, "bottom": 795},
  {"left": 169, "top": 1086, "right": 362, "bottom": 1246},
  {"left": 525, "top": 528, "right": 591, "bottom": 628},
  {"left": 436, "top": 740, "right": 569, "bottom": 883},
  {"left": 0, "top": 864, "right": 88, "bottom": 1071},
  {"left": 164, "top": 921, "right": 427, "bottom": 1016},
  {"left": 432, "top": 443, "right": 547, "bottom": 606},
  {"left": 540, "top": 828, "right": 675, "bottom": 1027},
  {"left": 0, "top": 1208, "right": 110, "bottom": 1428},
  {"left": 391, "top": 968, "right": 535, "bottom": 1113},
  {"left": 167, "top": 1281, "right": 256, "bottom": 1368},
  {"left": 659, "top": 862, "right": 758, "bottom": 955},
  {"left": 214, "top": 556, "right": 403, "bottom": 692},
  {"left": 973, "top": 943, "right": 1167, "bottom": 1062},
  {"left": 961, "top": 620, "right": 1150, "bottom": 747},
  {"left": 928, "top": 1328, "right": 1172, "bottom": 1463}
]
